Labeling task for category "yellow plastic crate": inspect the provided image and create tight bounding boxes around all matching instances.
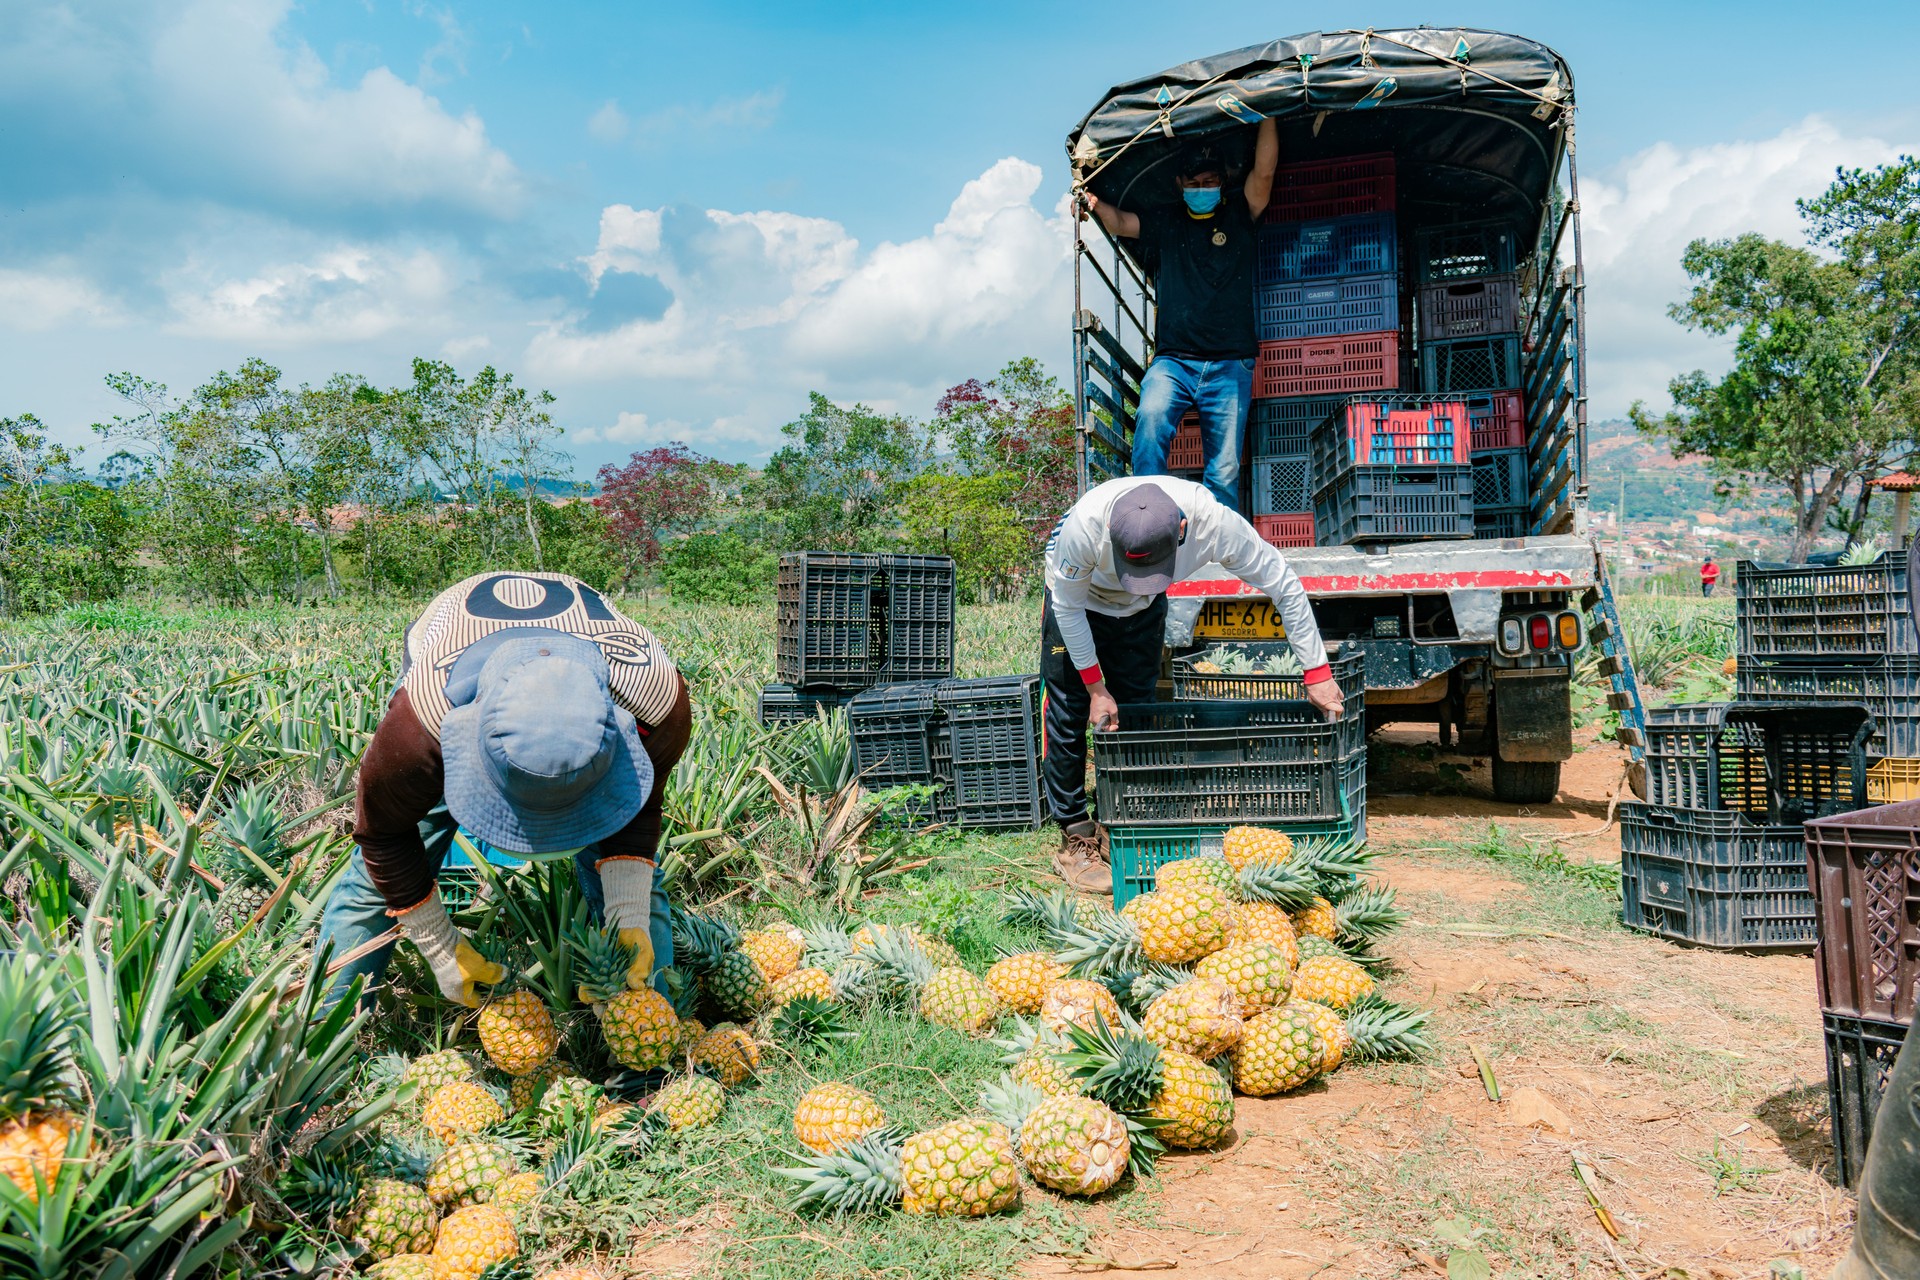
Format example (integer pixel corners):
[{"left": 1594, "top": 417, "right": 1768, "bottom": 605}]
[{"left": 1867, "top": 758, "right": 1920, "bottom": 803}]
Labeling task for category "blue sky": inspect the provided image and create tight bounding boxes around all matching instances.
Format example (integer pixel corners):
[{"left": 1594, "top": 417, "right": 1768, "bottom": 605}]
[{"left": 3, "top": 1, "right": 1915, "bottom": 473}]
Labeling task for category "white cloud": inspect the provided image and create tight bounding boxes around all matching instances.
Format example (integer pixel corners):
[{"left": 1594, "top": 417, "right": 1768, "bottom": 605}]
[
  {"left": 0, "top": 269, "right": 122, "bottom": 331},
  {"left": 1582, "top": 116, "right": 1903, "bottom": 419},
  {"left": 571, "top": 411, "right": 681, "bottom": 446},
  {"left": 588, "top": 100, "right": 630, "bottom": 144},
  {"left": 164, "top": 244, "right": 457, "bottom": 344},
  {"left": 630, "top": 89, "right": 785, "bottom": 142}
]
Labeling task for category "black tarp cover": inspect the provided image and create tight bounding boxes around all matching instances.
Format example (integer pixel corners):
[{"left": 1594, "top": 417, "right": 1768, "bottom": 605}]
[{"left": 1067, "top": 28, "right": 1573, "bottom": 231}]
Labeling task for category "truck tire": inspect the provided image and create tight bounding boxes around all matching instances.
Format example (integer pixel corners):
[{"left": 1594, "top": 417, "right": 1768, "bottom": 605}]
[{"left": 1491, "top": 752, "right": 1560, "bottom": 804}]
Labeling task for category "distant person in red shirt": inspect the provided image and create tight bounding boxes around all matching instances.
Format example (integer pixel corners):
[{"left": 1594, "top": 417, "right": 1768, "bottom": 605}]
[{"left": 1701, "top": 557, "right": 1719, "bottom": 597}]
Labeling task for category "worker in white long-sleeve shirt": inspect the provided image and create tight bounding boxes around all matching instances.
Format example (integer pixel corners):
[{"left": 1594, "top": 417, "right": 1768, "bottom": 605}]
[{"left": 1040, "top": 478, "right": 1343, "bottom": 893}]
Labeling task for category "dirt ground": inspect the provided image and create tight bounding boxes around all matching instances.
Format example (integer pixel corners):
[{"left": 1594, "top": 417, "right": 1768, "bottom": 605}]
[{"left": 1026, "top": 729, "right": 1853, "bottom": 1280}]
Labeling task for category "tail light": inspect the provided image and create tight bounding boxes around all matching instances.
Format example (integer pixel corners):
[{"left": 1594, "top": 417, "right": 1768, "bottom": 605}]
[
  {"left": 1557, "top": 613, "right": 1581, "bottom": 649},
  {"left": 1499, "top": 618, "right": 1524, "bottom": 654},
  {"left": 1529, "top": 616, "right": 1551, "bottom": 650}
]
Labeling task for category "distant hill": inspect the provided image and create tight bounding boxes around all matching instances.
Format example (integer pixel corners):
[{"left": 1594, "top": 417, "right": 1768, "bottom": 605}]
[{"left": 1588, "top": 418, "right": 1729, "bottom": 523}]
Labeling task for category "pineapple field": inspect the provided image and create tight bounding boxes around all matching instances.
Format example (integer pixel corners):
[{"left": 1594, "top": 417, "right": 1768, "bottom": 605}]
[{"left": 0, "top": 592, "right": 1853, "bottom": 1279}]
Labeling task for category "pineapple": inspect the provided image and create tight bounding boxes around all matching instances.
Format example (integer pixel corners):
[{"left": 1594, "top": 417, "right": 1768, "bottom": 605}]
[
  {"left": 425, "top": 1141, "right": 517, "bottom": 1208},
  {"left": 1013, "top": 1045, "right": 1081, "bottom": 1097},
  {"left": 1120, "top": 884, "right": 1232, "bottom": 963},
  {"left": 1225, "top": 902, "right": 1301, "bottom": 966},
  {"left": 863, "top": 929, "right": 1003, "bottom": 1033},
  {"left": 508, "top": 1059, "right": 569, "bottom": 1114},
  {"left": 0, "top": 959, "right": 79, "bottom": 1203},
  {"left": 985, "top": 951, "right": 1066, "bottom": 1014},
  {"left": 348, "top": 1178, "right": 438, "bottom": 1260},
  {"left": 1148, "top": 1052, "right": 1235, "bottom": 1149},
  {"left": 1221, "top": 826, "right": 1295, "bottom": 873},
  {"left": 590, "top": 1102, "right": 637, "bottom": 1134},
  {"left": 792, "top": 1082, "right": 887, "bottom": 1154},
  {"left": 650, "top": 1075, "right": 726, "bottom": 1130},
  {"left": 496, "top": 1124, "right": 600, "bottom": 1208},
  {"left": 769, "top": 966, "right": 835, "bottom": 1007},
  {"left": 1038, "top": 979, "right": 1122, "bottom": 1035},
  {"left": 1288, "top": 999, "right": 1353, "bottom": 1072},
  {"left": 431, "top": 1203, "right": 518, "bottom": 1280},
  {"left": 1060, "top": 1017, "right": 1234, "bottom": 1153},
  {"left": 690, "top": 1023, "right": 761, "bottom": 1086},
  {"left": 421, "top": 1081, "right": 505, "bottom": 1142},
  {"left": 1140, "top": 977, "right": 1243, "bottom": 1059},
  {"left": 1291, "top": 955, "right": 1374, "bottom": 1009},
  {"left": 1230, "top": 1005, "right": 1326, "bottom": 1095},
  {"left": 536, "top": 1075, "right": 604, "bottom": 1126},
  {"left": 211, "top": 781, "right": 284, "bottom": 926},
  {"left": 676, "top": 909, "right": 770, "bottom": 1018},
  {"left": 780, "top": 1123, "right": 1020, "bottom": 1218},
  {"left": 738, "top": 928, "right": 804, "bottom": 984},
  {"left": 1291, "top": 896, "right": 1339, "bottom": 942},
  {"left": 1006, "top": 1089, "right": 1132, "bottom": 1196},
  {"left": 477, "top": 988, "right": 559, "bottom": 1078},
  {"left": 492, "top": 1169, "right": 544, "bottom": 1209},
  {"left": 1193, "top": 943, "right": 1293, "bottom": 1014},
  {"left": 367, "top": 1257, "right": 435, "bottom": 1280},
  {"left": 1294, "top": 935, "right": 1347, "bottom": 963},
  {"left": 1153, "top": 855, "right": 1236, "bottom": 897},
  {"left": 404, "top": 1049, "right": 476, "bottom": 1094},
  {"left": 571, "top": 924, "right": 681, "bottom": 1071}
]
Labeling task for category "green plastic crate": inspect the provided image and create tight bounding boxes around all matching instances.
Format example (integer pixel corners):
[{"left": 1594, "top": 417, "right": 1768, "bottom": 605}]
[{"left": 1107, "top": 810, "right": 1366, "bottom": 907}]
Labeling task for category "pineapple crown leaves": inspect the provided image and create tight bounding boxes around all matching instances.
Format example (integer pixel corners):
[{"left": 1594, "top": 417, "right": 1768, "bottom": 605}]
[
  {"left": 860, "top": 927, "right": 940, "bottom": 1003},
  {"left": 826, "top": 959, "right": 878, "bottom": 1008},
  {"left": 1332, "top": 884, "right": 1407, "bottom": 945},
  {"left": 1125, "top": 963, "right": 1190, "bottom": 1013},
  {"left": 275, "top": 1151, "right": 362, "bottom": 1224},
  {"left": 763, "top": 995, "right": 853, "bottom": 1051},
  {"left": 991, "top": 1015, "right": 1066, "bottom": 1065},
  {"left": 670, "top": 906, "right": 742, "bottom": 975},
  {"left": 975, "top": 1071, "right": 1047, "bottom": 1143},
  {"left": 474, "top": 1260, "right": 534, "bottom": 1280},
  {"left": 0, "top": 957, "right": 80, "bottom": 1118},
  {"left": 568, "top": 922, "right": 638, "bottom": 1004},
  {"left": 777, "top": 1129, "right": 907, "bottom": 1216},
  {"left": 539, "top": 1119, "right": 605, "bottom": 1188},
  {"left": 658, "top": 965, "right": 704, "bottom": 1019},
  {"left": 1232, "top": 858, "right": 1321, "bottom": 911},
  {"left": 1057, "top": 1015, "right": 1166, "bottom": 1116},
  {"left": 1050, "top": 909, "right": 1145, "bottom": 979},
  {"left": 1341, "top": 994, "right": 1436, "bottom": 1062},
  {"left": 796, "top": 920, "right": 857, "bottom": 971},
  {"left": 217, "top": 780, "right": 284, "bottom": 855},
  {"left": 1000, "top": 886, "right": 1083, "bottom": 943},
  {"left": 357, "top": 1131, "right": 436, "bottom": 1184},
  {"left": 1118, "top": 1111, "right": 1171, "bottom": 1181}
]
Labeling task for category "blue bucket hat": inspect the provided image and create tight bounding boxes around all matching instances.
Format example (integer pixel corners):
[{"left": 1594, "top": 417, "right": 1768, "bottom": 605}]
[{"left": 439, "top": 634, "right": 653, "bottom": 854}]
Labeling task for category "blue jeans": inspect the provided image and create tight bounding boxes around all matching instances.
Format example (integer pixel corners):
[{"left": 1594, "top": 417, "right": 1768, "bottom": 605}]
[
  {"left": 313, "top": 798, "right": 674, "bottom": 1009},
  {"left": 1130, "top": 354, "right": 1254, "bottom": 512}
]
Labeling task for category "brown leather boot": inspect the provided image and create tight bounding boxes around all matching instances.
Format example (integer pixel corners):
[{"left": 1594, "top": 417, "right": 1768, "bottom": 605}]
[{"left": 1052, "top": 820, "right": 1113, "bottom": 895}]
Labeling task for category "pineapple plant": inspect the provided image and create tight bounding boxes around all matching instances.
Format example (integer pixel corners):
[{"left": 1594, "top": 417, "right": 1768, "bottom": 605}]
[
  {"left": 864, "top": 929, "right": 1003, "bottom": 1033},
  {"left": 1225, "top": 902, "right": 1301, "bottom": 966},
  {"left": 431, "top": 1202, "right": 519, "bottom": 1280},
  {"left": 1140, "top": 977, "right": 1243, "bottom": 1059},
  {"left": 426, "top": 1141, "right": 518, "bottom": 1208},
  {"left": 1038, "top": 979, "right": 1122, "bottom": 1034},
  {"left": 675, "top": 909, "right": 770, "bottom": 1019},
  {"left": 984, "top": 951, "right": 1066, "bottom": 1014},
  {"left": 570, "top": 924, "right": 681, "bottom": 1071},
  {"left": 792, "top": 1082, "right": 888, "bottom": 1155},
  {"left": 210, "top": 779, "right": 284, "bottom": 927},
  {"left": 650, "top": 1075, "right": 726, "bottom": 1130},
  {"left": 421, "top": 1080, "right": 506, "bottom": 1142},
  {"left": 738, "top": 928, "right": 804, "bottom": 984},
  {"left": 347, "top": 1177, "right": 439, "bottom": 1260},
  {"left": 0, "top": 959, "right": 80, "bottom": 1203},
  {"left": 1230, "top": 1005, "right": 1326, "bottom": 1095},
  {"left": 1221, "top": 825, "right": 1295, "bottom": 873},
  {"left": 404, "top": 1049, "right": 477, "bottom": 1093},
  {"left": 477, "top": 984, "right": 559, "bottom": 1078},
  {"left": 979, "top": 1078, "right": 1131, "bottom": 1196},
  {"left": 1291, "top": 955, "right": 1375, "bottom": 1009},
  {"left": 1061, "top": 1017, "right": 1235, "bottom": 1152},
  {"left": 781, "top": 1120, "right": 1021, "bottom": 1217},
  {"left": 690, "top": 1023, "right": 761, "bottom": 1086},
  {"left": 1192, "top": 942, "right": 1293, "bottom": 1014},
  {"left": 367, "top": 1257, "right": 435, "bottom": 1280}
]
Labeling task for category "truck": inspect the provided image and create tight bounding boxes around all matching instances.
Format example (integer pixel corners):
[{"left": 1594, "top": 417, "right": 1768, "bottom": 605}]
[{"left": 1066, "top": 27, "right": 1643, "bottom": 803}]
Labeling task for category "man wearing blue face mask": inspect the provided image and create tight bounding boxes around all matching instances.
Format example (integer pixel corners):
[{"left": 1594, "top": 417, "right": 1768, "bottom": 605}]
[{"left": 1080, "top": 118, "right": 1278, "bottom": 513}]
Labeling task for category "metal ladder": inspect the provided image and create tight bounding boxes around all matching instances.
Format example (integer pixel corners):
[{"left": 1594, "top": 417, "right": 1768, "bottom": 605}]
[{"left": 1582, "top": 561, "right": 1648, "bottom": 762}]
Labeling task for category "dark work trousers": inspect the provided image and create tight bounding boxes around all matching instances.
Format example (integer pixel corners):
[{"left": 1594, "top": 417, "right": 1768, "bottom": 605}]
[{"left": 1040, "top": 589, "right": 1167, "bottom": 827}]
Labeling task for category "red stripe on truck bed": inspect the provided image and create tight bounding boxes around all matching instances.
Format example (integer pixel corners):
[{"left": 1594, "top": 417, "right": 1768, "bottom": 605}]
[{"left": 1168, "top": 568, "right": 1579, "bottom": 596}]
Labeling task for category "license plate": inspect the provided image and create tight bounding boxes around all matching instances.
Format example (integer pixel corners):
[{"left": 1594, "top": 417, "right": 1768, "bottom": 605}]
[{"left": 1192, "top": 599, "right": 1287, "bottom": 639}]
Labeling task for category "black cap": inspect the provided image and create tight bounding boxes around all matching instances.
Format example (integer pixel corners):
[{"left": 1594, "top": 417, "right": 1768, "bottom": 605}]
[{"left": 1109, "top": 483, "right": 1182, "bottom": 593}]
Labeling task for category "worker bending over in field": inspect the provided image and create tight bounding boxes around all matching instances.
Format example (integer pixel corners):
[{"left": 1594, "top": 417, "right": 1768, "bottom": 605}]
[
  {"left": 1042, "top": 478, "right": 1341, "bottom": 892},
  {"left": 1077, "top": 116, "right": 1277, "bottom": 513},
  {"left": 314, "top": 571, "right": 689, "bottom": 1010}
]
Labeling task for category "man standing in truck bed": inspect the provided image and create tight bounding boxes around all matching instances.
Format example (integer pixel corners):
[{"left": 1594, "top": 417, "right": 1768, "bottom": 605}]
[
  {"left": 1079, "top": 117, "right": 1278, "bottom": 513},
  {"left": 1042, "top": 477, "right": 1342, "bottom": 892}
]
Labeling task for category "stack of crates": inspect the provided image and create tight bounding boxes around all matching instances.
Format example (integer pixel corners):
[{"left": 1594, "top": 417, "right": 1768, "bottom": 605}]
[
  {"left": 1617, "top": 701, "right": 1872, "bottom": 949},
  {"left": 1308, "top": 397, "right": 1474, "bottom": 543},
  {"left": 760, "top": 552, "right": 956, "bottom": 726},
  {"left": 846, "top": 675, "right": 1045, "bottom": 829},
  {"left": 1247, "top": 153, "right": 1399, "bottom": 550},
  {"left": 1414, "top": 221, "right": 1531, "bottom": 539},
  {"left": 1098, "top": 644, "right": 1368, "bottom": 904},
  {"left": 1804, "top": 800, "right": 1920, "bottom": 1186}
]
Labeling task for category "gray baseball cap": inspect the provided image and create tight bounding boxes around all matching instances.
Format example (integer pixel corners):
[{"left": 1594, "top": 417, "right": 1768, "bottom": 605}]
[
  {"left": 1109, "top": 483, "right": 1184, "bottom": 594},
  {"left": 439, "top": 634, "right": 653, "bottom": 854}
]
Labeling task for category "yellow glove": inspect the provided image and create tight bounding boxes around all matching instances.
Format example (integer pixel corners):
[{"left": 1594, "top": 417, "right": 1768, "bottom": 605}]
[
  {"left": 599, "top": 857, "right": 657, "bottom": 991},
  {"left": 395, "top": 888, "right": 504, "bottom": 1008}
]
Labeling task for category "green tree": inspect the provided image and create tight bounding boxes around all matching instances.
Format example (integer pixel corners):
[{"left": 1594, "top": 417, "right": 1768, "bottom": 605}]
[
  {"left": 0, "top": 416, "right": 135, "bottom": 614},
  {"left": 935, "top": 357, "right": 1077, "bottom": 557},
  {"left": 658, "top": 530, "right": 778, "bottom": 604},
  {"left": 756, "top": 393, "right": 931, "bottom": 550},
  {"left": 897, "top": 473, "right": 1033, "bottom": 601},
  {"left": 1632, "top": 157, "right": 1920, "bottom": 560}
]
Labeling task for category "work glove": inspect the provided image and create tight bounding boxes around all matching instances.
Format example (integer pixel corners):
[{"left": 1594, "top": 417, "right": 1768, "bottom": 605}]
[
  {"left": 394, "top": 888, "right": 504, "bottom": 1008},
  {"left": 597, "top": 856, "right": 656, "bottom": 990}
]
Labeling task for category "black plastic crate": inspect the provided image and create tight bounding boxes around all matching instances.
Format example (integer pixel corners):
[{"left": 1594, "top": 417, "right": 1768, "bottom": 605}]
[
  {"left": 775, "top": 553, "right": 956, "bottom": 688},
  {"left": 1824, "top": 1011, "right": 1908, "bottom": 1188},
  {"left": 758, "top": 683, "right": 850, "bottom": 728},
  {"left": 1257, "top": 273, "right": 1398, "bottom": 341},
  {"left": 1470, "top": 448, "right": 1528, "bottom": 509},
  {"left": 1643, "top": 702, "right": 1871, "bottom": 820},
  {"left": 1257, "top": 213, "right": 1397, "bottom": 285},
  {"left": 937, "top": 675, "right": 1044, "bottom": 829},
  {"left": 1618, "top": 802, "right": 1817, "bottom": 950},
  {"left": 1315, "top": 465, "right": 1476, "bottom": 545},
  {"left": 1735, "top": 554, "right": 1917, "bottom": 659},
  {"left": 1419, "top": 271, "right": 1523, "bottom": 338},
  {"left": 1474, "top": 507, "right": 1529, "bottom": 540},
  {"left": 1250, "top": 454, "right": 1312, "bottom": 516},
  {"left": 1736, "top": 657, "right": 1920, "bottom": 757},
  {"left": 1170, "top": 642, "right": 1366, "bottom": 704},
  {"left": 1419, "top": 336, "right": 1524, "bottom": 394},
  {"left": 1414, "top": 219, "right": 1520, "bottom": 282},
  {"left": 1249, "top": 396, "right": 1344, "bottom": 455},
  {"left": 848, "top": 682, "right": 942, "bottom": 784},
  {"left": 1093, "top": 699, "right": 1364, "bottom": 827}
]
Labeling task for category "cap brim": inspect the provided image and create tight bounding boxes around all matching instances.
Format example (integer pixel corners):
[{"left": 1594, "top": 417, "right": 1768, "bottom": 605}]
[{"left": 441, "top": 703, "right": 653, "bottom": 855}]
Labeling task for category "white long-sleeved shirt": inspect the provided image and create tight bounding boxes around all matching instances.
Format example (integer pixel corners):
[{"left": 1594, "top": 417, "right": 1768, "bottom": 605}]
[{"left": 1043, "top": 476, "right": 1330, "bottom": 686}]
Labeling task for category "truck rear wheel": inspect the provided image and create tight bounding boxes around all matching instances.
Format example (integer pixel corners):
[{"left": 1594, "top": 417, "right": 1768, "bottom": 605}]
[{"left": 1491, "top": 752, "right": 1561, "bottom": 804}]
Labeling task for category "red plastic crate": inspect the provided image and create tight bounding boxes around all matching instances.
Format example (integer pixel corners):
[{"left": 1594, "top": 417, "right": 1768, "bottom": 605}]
[
  {"left": 1267, "top": 152, "right": 1396, "bottom": 222},
  {"left": 1805, "top": 800, "right": 1920, "bottom": 1025},
  {"left": 1252, "top": 513, "right": 1315, "bottom": 548},
  {"left": 1341, "top": 401, "right": 1469, "bottom": 465},
  {"left": 1168, "top": 411, "right": 1202, "bottom": 470},
  {"left": 1467, "top": 390, "right": 1525, "bottom": 451},
  {"left": 1256, "top": 332, "right": 1401, "bottom": 399}
]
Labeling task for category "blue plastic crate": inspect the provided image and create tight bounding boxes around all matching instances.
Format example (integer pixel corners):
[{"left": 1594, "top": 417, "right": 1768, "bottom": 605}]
[
  {"left": 1257, "top": 213, "right": 1397, "bottom": 285},
  {"left": 1414, "top": 220, "right": 1520, "bottom": 283},
  {"left": 1250, "top": 453, "right": 1311, "bottom": 516},
  {"left": 1249, "top": 397, "right": 1343, "bottom": 455},
  {"left": 1471, "top": 448, "right": 1528, "bottom": 509},
  {"left": 1473, "top": 506, "right": 1529, "bottom": 540},
  {"left": 1315, "top": 465, "right": 1476, "bottom": 545},
  {"left": 1420, "top": 336, "right": 1524, "bottom": 394},
  {"left": 1257, "top": 273, "right": 1398, "bottom": 341}
]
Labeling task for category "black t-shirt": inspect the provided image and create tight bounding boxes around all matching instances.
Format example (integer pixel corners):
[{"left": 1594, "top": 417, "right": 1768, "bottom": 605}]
[{"left": 1138, "top": 197, "right": 1259, "bottom": 360}]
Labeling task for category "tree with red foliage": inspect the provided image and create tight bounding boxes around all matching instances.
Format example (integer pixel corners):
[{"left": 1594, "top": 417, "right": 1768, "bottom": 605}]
[
  {"left": 594, "top": 443, "right": 738, "bottom": 586},
  {"left": 935, "top": 357, "right": 1077, "bottom": 556}
]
